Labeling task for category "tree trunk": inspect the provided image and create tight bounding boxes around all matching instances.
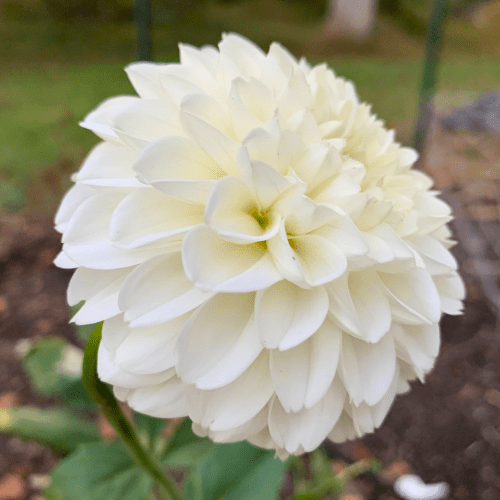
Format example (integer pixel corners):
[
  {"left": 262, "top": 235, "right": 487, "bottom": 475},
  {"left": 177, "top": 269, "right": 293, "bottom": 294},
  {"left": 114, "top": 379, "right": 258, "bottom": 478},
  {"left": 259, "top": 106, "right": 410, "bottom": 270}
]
[{"left": 323, "top": 0, "right": 378, "bottom": 40}]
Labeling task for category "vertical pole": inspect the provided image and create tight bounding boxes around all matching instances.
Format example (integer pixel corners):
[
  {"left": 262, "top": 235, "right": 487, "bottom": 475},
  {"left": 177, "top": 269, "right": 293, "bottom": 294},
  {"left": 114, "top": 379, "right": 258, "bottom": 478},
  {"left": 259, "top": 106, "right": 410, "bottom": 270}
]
[
  {"left": 134, "top": 0, "right": 152, "bottom": 61},
  {"left": 413, "top": 0, "right": 448, "bottom": 154}
]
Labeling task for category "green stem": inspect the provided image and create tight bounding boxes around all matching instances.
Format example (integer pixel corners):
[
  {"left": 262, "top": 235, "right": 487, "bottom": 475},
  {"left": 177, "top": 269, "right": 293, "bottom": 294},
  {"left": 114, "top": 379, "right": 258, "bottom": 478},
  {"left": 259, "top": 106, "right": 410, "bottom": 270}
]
[
  {"left": 291, "top": 456, "right": 379, "bottom": 499},
  {"left": 413, "top": 0, "right": 448, "bottom": 154},
  {"left": 82, "top": 324, "right": 182, "bottom": 500}
]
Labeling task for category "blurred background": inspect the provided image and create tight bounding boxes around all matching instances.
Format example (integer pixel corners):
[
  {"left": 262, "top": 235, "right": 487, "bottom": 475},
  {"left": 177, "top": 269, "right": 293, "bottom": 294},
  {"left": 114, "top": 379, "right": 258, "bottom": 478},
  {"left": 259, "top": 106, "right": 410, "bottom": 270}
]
[{"left": 0, "top": 1, "right": 500, "bottom": 499}]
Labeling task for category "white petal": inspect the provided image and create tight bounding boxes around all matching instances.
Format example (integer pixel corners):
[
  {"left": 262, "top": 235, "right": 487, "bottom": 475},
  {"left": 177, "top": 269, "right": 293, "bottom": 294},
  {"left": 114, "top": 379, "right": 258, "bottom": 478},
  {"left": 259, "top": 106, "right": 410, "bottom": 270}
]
[
  {"left": 194, "top": 314, "right": 263, "bottom": 390},
  {"left": 182, "top": 225, "right": 282, "bottom": 292},
  {"left": 68, "top": 267, "right": 131, "bottom": 324},
  {"left": 110, "top": 189, "right": 204, "bottom": 249},
  {"left": 112, "top": 99, "right": 182, "bottom": 142},
  {"left": 123, "top": 375, "right": 187, "bottom": 418},
  {"left": 304, "top": 318, "right": 342, "bottom": 408},
  {"left": 339, "top": 331, "right": 396, "bottom": 406},
  {"left": 53, "top": 251, "right": 78, "bottom": 269},
  {"left": 380, "top": 269, "right": 441, "bottom": 324},
  {"left": 115, "top": 314, "right": 189, "bottom": 375},
  {"left": 125, "top": 62, "right": 170, "bottom": 100},
  {"left": 75, "top": 142, "right": 142, "bottom": 188},
  {"left": 250, "top": 160, "right": 294, "bottom": 208},
  {"left": 433, "top": 273, "right": 465, "bottom": 315},
  {"left": 289, "top": 234, "right": 347, "bottom": 286},
  {"left": 391, "top": 323, "right": 439, "bottom": 379},
  {"left": 54, "top": 182, "right": 97, "bottom": 232},
  {"left": 63, "top": 191, "right": 167, "bottom": 269},
  {"left": 270, "top": 317, "right": 341, "bottom": 412},
  {"left": 132, "top": 135, "right": 220, "bottom": 204},
  {"left": 268, "top": 378, "right": 346, "bottom": 454},
  {"left": 81, "top": 96, "right": 141, "bottom": 142},
  {"left": 119, "top": 252, "right": 213, "bottom": 327},
  {"left": 267, "top": 222, "right": 306, "bottom": 286},
  {"left": 133, "top": 135, "right": 222, "bottom": 184},
  {"left": 255, "top": 281, "right": 329, "bottom": 350},
  {"left": 97, "top": 342, "right": 173, "bottom": 388},
  {"left": 227, "top": 79, "right": 268, "bottom": 141},
  {"left": 408, "top": 234, "right": 458, "bottom": 274},
  {"left": 187, "top": 351, "right": 274, "bottom": 431},
  {"left": 219, "top": 34, "right": 267, "bottom": 79},
  {"left": 202, "top": 405, "right": 268, "bottom": 444},
  {"left": 101, "top": 314, "right": 130, "bottom": 352},
  {"left": 328, "top": 411, "right": 357, "bottom": 443},
  {"left": 181, "top": 92, "right": 233, "bottom": 138},
  {"left": 327, "top": 271, "right": 391, "bottom": 343},
  {"left": 204, "top": 175, "right": 280, "bottom": 243},
  {"left": 180, "top": 111, "right": 240, "bottom": 175},
  {"left": 176, "top": 292, "right": 254, "bottom": 384}
]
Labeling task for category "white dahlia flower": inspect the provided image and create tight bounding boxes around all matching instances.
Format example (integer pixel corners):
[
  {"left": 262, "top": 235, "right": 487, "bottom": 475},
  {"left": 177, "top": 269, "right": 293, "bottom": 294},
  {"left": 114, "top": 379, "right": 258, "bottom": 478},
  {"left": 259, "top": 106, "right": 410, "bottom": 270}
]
[{"left": 55, "top": 34, "right": 465, "bottom": 459}]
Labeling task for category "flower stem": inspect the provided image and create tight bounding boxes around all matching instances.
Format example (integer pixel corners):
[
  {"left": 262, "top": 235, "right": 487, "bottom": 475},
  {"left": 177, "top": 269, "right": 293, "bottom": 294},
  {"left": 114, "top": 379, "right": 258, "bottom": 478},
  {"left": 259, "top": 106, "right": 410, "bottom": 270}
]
[{"left": 82, "top": 323, "right": 182, "bottom": 500}]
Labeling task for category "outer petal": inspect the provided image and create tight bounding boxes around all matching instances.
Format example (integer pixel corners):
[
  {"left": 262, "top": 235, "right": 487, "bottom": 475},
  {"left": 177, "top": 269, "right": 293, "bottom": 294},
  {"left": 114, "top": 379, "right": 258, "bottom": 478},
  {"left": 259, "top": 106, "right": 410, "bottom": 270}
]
[
  {"left": 68, "top": 267, "right": 132, "bottom": 324},
  {"left": 118, "top": 375, "right": 188, "bottom": 418},
  {"left": 133, "top": 136, "right": 221, "bottom": 204},
  {"left": 195, "top": 405, "right": 268, "bottom": 444},
  {"left": 194, "top": 315, "right": 263, "bottom": 390},
  {"left": 433, "top": 273, "right": 465, "bottom": 315},
  {"left": 119, "top": 252, "right": 213, "bottom": 327},
  {"left": 270, "top": 317, "right": 341, "bottom": 412},
  {"left": 176, "top": 292, "right": 254, "bottom": 384},
  {"left": 115, "top": 314, "right": 189, "bottom": 375},
  {"left": 182, "top": 225, "right": 282, "bottom": 292},
  {"left": 63, "top": 191, "right": 168, "bottom": 269},
  {"left": 268, "top": 378, "right": 346, "bottom": 454},
  {"left": 54, "top": 183, "right": 97, "bottom": 233},
  {"left": 110, "top": 189, "right": 204, "bottom": 249},
  {"left": 339, "top": 331, "right": 396, "bottom": 406},
  {"left": 326, "top": 271, "right": 391, "bottom": 343},
  {"left": 255, "top": 280, "right": 329, "bottom": 350},
  {"left": 97, "top": 342, "right": 173, "bottom": 389},
  {"left": 380, "top": 269, "right": 441, "bottom": 325},
  {"left": 75, "top": 142, "right": 143, "bottom": 188},
  {"left": 391, "top": 323, "right": 440, "bottom": 380},
  {"left": 180, "top": 111, "right": 240, "bottom": 176},
  {"left": 187, "top": 351, "right": 274, "bottom": 432}
]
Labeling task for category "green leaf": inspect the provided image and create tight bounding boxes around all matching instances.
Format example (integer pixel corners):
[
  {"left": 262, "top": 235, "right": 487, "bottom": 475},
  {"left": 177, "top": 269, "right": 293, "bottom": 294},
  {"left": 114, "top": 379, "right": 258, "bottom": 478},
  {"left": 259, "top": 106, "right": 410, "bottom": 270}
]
[
  {"left": 184, "top": 441, "right": 288, "bottom": 500},
  {"left": 44, "top": 441, "right": 154, "bottom": 500},
  {"left": 162, "top": 418, "right": 215, "bottom": 467},
  {"left": 22, "top": 336, "right": 94, "bottom": 410},
  {"left": 0, "top": 406, "right": 99, "bottom": 453}
]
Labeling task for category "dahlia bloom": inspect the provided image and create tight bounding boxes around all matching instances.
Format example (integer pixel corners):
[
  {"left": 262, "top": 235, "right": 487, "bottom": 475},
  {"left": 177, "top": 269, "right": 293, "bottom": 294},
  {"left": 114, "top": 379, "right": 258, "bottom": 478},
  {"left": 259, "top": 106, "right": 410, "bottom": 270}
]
[{"left": 55, "top": 34, "right": 464, "bottom": 458}]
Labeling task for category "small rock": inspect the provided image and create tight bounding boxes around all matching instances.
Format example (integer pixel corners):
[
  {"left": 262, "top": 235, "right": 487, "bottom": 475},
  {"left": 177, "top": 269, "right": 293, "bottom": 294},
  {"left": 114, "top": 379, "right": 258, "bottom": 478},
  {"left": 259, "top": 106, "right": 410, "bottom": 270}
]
[
  {"left": 0, "top": 474, "right": 26, "bottom": 500},
  {"left": 331, "top": 460, "right": 348, "bottom": 474},
  {"left": 380, "top": 460, "right": 411, "bottom": 483},
  {"left": 453, "top": 484, "right": 469, "bottom": 500},
  {"left": 457, "top": 383, "right": 483, "bottom": 401},
  {"left": 463, "top": 440, "right": 485, "bottom": 462},
  {"left": 28, "top": 474, "right": 50, "bottom": 490},
  {"left": 0, "top": 297, "right": 8, "bottom": 315},
  {"left": 484, "top": 389, "right": 500, "bottom": 408},
  {"left": 0, "top": 392, "right": 18, "bottom": 409}
]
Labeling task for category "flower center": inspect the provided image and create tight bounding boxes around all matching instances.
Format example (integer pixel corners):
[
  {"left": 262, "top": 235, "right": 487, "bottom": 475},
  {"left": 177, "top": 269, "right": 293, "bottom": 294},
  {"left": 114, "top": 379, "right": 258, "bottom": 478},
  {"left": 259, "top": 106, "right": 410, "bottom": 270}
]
[{"left": 248, "top": 206, "right": 269, "bottom": 229}]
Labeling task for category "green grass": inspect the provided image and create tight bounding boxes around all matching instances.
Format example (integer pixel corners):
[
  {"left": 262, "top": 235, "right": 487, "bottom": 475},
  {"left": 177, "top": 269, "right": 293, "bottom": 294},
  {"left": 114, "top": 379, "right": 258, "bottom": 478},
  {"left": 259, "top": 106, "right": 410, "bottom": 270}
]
[{"left": 1, "top": 55, "right": 499, "bottom": 213}]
